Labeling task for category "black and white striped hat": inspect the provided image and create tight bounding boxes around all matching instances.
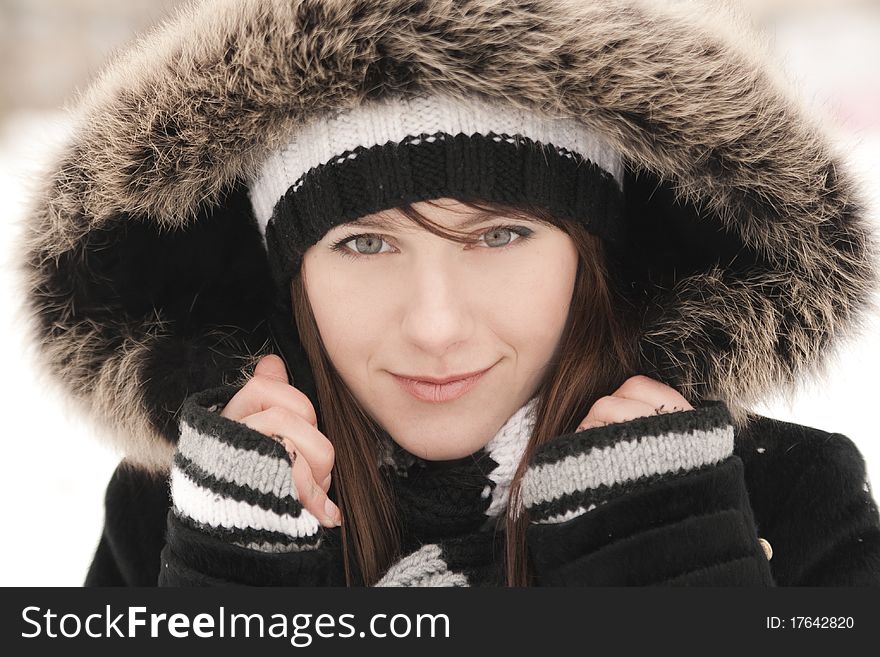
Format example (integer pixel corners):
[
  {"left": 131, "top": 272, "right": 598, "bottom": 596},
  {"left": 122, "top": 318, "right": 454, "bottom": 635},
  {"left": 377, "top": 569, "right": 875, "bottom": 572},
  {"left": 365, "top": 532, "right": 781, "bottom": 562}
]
[{"left": 248, "top": 92, "right": 627, "bottom": 287}]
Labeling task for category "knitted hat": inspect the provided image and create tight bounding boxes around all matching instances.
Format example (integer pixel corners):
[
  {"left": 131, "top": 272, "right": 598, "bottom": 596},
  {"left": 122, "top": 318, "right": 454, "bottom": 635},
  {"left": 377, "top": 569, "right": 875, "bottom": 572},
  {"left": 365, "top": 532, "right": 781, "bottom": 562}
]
[{"left": 248, "top": 92, "right": 627, "bottom": 290}]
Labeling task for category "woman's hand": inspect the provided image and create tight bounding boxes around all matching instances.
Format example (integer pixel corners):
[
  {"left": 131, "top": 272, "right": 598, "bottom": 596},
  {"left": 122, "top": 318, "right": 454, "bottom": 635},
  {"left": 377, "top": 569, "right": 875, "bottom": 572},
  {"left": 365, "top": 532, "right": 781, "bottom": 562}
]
[
  {"left": 576, "top": 375, "right": 694, "bottom": 431},
  {"left": 220, "top": 354, "right": 341, "bottom": 528}
]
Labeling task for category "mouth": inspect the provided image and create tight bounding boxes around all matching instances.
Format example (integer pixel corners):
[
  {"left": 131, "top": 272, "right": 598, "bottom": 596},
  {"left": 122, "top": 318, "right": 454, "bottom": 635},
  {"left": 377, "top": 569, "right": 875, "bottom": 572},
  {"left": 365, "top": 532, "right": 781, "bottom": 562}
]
[{"left": 391, "top": 364, "right": 495, "bottom": 404}]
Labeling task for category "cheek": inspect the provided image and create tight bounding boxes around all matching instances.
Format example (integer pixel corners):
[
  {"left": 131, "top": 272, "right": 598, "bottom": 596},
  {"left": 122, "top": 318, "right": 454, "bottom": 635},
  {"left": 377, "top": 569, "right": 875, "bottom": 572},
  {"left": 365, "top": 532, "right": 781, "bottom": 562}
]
[
  {"left": 486, "top": 240, "right": 578, "bottom": 353},
  {"left": 303, "top": 260, "right": 387, "bottom": 374}
]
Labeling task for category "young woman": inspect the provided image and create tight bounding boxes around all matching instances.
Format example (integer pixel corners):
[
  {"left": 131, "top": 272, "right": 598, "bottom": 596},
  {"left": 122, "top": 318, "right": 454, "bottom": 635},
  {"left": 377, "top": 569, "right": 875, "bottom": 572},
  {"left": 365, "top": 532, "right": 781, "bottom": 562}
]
[{"left": 17, "top": 0, "right": 880, "bottom": 587}]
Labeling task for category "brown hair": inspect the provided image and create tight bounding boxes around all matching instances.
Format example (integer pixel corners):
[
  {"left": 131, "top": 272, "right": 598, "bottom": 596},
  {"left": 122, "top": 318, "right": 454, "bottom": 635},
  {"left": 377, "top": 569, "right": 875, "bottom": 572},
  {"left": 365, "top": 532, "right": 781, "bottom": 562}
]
[{"left": 290, "top": 198, "right": 642, "bottom": 586}]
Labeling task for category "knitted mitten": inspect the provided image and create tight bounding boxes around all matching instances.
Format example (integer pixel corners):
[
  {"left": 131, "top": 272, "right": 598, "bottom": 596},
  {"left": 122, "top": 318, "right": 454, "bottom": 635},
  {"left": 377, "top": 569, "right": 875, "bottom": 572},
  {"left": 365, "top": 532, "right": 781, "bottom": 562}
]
[
  {"left": 169, "top": 384, "right": 326, "bottom": 553},
  {"left": 518, "top": 399, "right": 773, "bottom": 585},
  {"left": 520, "top": 400, "right": 734, "bottom": 524}
]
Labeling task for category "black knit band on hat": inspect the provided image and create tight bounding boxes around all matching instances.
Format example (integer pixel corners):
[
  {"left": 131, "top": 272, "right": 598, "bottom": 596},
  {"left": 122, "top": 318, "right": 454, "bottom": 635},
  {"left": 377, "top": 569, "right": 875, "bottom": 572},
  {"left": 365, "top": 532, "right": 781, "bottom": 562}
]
[{"left": 248, "top": 92, "right": 627, "bottom": 289}]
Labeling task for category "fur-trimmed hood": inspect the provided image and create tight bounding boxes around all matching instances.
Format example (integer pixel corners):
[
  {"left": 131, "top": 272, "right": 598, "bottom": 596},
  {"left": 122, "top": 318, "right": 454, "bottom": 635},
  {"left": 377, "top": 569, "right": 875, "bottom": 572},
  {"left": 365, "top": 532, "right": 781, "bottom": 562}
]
[{"left": 16, "top": 0, "right": 880, "bottom": 474}]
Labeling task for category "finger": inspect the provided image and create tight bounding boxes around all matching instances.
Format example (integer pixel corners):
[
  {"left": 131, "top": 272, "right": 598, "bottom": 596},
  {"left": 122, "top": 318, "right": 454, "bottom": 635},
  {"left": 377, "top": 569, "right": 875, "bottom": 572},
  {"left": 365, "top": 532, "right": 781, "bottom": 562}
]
[
  {"left": 238, "top": 407, "right": 335, "bottom": 486},
  {"left": 292, "top": 444, "right": 340, "bottom": 528},
  {"left": 272, "top": 435, "right": 340, "bottom": 528},
  {"left": 581, "top": 395, "right": 657, "bottom": 428},
  {"left": 222, "top": 375, "right": 318, "bottom": 427},
  {"left": 611, "top": 375, "right": 692, "bottom": 412},
  {"left": 253, "top": 354, "right": 289, "bottom": 383},
  {"left": 575, "top": 419, "right": 607, "bottom": 432}
]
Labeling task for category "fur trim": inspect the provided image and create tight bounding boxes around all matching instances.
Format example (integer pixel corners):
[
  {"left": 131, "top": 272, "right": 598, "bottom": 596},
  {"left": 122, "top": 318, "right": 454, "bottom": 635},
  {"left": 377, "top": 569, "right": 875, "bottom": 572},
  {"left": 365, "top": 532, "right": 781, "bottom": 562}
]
[{"left": 15, "top": 0, "right": 880, "bottom": 473}]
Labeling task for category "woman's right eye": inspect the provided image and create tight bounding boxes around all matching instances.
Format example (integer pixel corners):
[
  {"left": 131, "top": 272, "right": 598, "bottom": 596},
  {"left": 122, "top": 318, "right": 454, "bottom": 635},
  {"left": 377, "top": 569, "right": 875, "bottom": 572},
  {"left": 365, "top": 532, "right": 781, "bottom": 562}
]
[{"left": 329, "top": 234, "right": 394, "bottom": 259}]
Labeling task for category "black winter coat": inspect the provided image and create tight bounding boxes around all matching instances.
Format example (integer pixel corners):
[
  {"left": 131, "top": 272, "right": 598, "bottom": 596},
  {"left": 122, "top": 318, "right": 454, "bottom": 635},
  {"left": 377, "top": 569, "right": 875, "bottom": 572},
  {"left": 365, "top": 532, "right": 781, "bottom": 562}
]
[{"left": 15, "top": 0, "right": 880, "bottom": 586}]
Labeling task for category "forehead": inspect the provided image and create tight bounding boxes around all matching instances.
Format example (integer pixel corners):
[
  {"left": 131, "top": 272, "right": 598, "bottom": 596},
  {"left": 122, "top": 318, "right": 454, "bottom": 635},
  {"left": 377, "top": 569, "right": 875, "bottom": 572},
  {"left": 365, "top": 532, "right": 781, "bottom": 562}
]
[{"left": 334, "top": 198, "right": 528, "bottom": 232}]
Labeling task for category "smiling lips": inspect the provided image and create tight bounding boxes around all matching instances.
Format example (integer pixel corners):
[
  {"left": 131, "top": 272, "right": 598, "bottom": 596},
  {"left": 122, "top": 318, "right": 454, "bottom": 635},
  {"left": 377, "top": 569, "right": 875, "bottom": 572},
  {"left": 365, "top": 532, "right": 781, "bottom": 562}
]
[{"left": 391, "top": 365, "right": 494, "bottom": 403}]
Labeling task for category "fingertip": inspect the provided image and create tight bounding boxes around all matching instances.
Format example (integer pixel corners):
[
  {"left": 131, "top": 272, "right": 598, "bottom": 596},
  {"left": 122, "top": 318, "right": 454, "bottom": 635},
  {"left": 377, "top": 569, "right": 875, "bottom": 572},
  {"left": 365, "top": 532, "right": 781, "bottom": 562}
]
[
  {"left": 323, "top": 497, "right": 342, "bottom": 527},
  {"left": 254, "top": 354, "right": 289, "bottom": 383}
]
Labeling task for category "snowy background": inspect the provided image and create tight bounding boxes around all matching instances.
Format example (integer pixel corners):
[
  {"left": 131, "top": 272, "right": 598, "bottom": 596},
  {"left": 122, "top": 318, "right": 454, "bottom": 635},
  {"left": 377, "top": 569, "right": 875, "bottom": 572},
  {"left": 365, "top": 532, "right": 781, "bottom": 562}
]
[{"left": 1, "top": 0, "right": 879, "bottom": 586}]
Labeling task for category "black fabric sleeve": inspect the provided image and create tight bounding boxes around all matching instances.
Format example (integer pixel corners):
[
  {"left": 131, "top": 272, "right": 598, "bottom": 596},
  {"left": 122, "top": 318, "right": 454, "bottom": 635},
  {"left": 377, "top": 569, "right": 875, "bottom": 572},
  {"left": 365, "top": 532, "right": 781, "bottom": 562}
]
[
  {"left": 158, "top": 384, "right": 347, "bottom": 586},
  {"left": 84, "top": 462, "right": 172, "bottom": 586},
  {"left": 521, "top": 400, "right": 776, "bottom": 585},
  {"left": 749, "top": 428, "right": 880, "bottom": 586}
]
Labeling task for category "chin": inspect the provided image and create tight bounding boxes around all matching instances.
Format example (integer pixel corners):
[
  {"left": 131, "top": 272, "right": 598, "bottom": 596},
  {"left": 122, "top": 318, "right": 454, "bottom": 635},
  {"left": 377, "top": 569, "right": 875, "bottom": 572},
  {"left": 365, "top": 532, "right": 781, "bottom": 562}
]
[
  {"left": 375, "top": 400, "right": 500, "bottom": 460},
  {"left": 423, "top": 446, "right": 481, "bottom": 461},
  {"left": 394, "top": 436, "right": 484, "bottom": 461}
]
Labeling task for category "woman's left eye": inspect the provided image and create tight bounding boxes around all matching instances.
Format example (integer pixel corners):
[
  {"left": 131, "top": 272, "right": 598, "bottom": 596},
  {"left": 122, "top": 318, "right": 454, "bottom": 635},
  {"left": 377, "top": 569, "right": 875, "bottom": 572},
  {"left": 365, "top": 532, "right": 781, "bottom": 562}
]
[{"left": 475, "top": 225, "right": 534, "bottom": 249}]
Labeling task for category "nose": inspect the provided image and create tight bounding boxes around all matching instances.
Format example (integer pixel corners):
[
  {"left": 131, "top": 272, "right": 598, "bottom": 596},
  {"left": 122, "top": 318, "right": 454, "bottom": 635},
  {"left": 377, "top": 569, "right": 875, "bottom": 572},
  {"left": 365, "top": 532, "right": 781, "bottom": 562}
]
[{"left": 399, "top": 259, "right": 475, "bottom": 357}]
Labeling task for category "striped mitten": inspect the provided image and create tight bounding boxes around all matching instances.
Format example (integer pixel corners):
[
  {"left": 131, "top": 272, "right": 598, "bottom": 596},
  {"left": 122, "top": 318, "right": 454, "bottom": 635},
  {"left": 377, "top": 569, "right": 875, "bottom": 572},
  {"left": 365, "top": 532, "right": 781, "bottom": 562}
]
[
  {"left": 169, "top": 384, "right": 326, "bottom": 553},
  {"left": 519, "top": 400, "right": 773, "bottom": 585},
  {"left": 521, "top": 400, "right": 734, "bottom": 524}
]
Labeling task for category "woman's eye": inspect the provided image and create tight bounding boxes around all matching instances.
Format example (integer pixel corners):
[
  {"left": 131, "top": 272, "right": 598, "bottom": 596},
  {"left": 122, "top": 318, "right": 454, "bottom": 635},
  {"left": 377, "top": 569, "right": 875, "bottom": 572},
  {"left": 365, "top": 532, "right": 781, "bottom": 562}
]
[
  {"left": 331, "top": 234, "right": 393, "bottom": 258},
  {"left": 476, "top": 226, "right": 532, "bottom": 248},
  {"left": 350, "top": 235, "right": 391, "bottom": 255}
]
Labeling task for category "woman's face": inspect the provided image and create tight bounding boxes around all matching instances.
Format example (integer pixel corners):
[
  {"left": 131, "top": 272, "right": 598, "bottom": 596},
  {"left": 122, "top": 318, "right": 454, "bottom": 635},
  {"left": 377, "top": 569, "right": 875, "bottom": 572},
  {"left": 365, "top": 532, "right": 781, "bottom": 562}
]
[{"left": 301, "top": 198, "right": 579, "bottom": 461}]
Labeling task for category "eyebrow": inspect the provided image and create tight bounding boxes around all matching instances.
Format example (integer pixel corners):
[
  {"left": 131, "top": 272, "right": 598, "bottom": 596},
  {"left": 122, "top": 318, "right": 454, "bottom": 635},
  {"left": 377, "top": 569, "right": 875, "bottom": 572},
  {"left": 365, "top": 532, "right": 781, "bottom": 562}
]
[{"left": 341, "top": 210, "right": 531, "bottom": 231}]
